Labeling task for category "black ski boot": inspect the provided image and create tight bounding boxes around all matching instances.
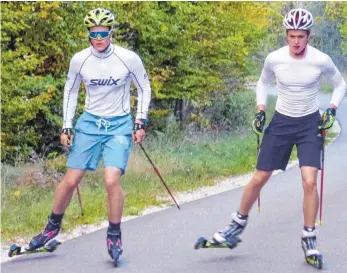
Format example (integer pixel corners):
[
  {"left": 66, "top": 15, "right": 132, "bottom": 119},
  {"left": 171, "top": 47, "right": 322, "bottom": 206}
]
[
  {"left": 26, "top": 217, "right": 61, "bottom": 251},
  {"left": 107, "top": 229, "right": 123, "bottom": 267},
  {"left": 301, "top": 228, "right": 323, "bottom": 269}
]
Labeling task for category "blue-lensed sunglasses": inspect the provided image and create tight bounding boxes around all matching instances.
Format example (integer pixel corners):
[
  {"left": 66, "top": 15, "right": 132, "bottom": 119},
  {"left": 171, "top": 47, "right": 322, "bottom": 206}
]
[{"left": 88, "top": 31, "right": 111, "bottom": 40}]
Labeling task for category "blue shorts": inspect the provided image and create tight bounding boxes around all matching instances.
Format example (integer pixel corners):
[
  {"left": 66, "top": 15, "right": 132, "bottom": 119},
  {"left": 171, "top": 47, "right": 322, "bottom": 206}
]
[
  {"left": 67, "top": 112, "right": 133, "bottom": 173},
  {"left": 256, "top": 111, "right": 324, "bottom": 171}
]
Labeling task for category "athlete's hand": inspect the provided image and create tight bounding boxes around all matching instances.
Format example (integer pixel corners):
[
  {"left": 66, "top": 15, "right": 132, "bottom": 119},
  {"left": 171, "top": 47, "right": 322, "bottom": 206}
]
[
  {"left": 133, "top": 121, "right": 146, "bottom": 144},
  {"left": 252, "top": 110, "right": 266, "bottom": 135},
  {"left": 133, "top": 129, "right": 145, "bottom": 144},
  {"left": 60, "top": 128, "right": 74, "bottom": 148},
  {"left": 318, "top": 108, "right": 336, "bottom": 130}
]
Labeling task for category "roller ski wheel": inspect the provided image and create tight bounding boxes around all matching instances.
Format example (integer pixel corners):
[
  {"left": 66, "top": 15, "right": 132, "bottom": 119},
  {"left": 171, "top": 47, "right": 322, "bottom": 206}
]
[
  {"left": 8, "top": 239, "right": 61, "bottom": 257},
  {"left": 109, "top": 245, "right": 123, "bottom": 267},
  {"left": 111, "top": 248, "right": 122, "bottom": 267},
  {"left": 194, "top": 236, "right": 241, "bottom": 250},
  {"left": 8, "top": 244, "right": 21, "bottom": 257},
  {"left": 44, "top": 239, "right": 62, "bottom": 253},
  {"left": 305, "top": 254, "right": 324, "bottom": 270}
]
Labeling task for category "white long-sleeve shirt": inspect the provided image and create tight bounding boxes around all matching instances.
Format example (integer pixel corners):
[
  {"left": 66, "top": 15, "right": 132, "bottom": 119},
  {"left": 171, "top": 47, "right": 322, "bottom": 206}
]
[
  {"left": 256, "top": 45, "right": 347, "bottom": 117},
  {"left": 63, "top": 44, "right": 151, "bottom": 128}
]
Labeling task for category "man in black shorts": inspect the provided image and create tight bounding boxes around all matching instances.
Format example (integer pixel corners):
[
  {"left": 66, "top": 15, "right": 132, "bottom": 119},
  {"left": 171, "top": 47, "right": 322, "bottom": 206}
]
[{"left": 210, "top": 8, "right": 347, "bottom": 264}]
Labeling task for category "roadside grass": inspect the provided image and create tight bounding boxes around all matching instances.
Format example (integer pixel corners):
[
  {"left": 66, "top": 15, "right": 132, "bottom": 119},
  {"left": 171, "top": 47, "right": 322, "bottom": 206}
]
[{"left": 1, "top": 132, "right": 263, "bottom": 240}]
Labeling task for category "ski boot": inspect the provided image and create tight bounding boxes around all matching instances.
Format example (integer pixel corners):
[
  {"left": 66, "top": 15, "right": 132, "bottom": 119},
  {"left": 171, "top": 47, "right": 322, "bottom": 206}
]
[
  {"left": 301, "top": 228, "right": 324, "bottom": 269},
  {"left": 26, "top": 217, "right": 61, "bottom": 251},
  {"left": 195, "top": 212, "right": 247, "bottom": 250},
  {"left": 212, "top": 212, "right": 247, "bottom": 247},
  {"left": 107, "top": 230, "right": 123, "bottom": 267}
]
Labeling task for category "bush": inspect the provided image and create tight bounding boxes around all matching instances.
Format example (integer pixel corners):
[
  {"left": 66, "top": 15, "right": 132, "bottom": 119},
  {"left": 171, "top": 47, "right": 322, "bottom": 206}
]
[{"left": 209, "top": 91, "right": 256, "bottom": 131}]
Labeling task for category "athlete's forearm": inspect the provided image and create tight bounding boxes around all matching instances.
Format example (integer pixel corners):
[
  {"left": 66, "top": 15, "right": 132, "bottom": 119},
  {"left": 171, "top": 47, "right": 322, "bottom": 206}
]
[
  {"left": 256, "top": 56, "right": 275, "bottom": 108},
  {"left": 63, "top": 90, "right": 79, "bottom": 128},
  {"left": 329, "top": 104, "right": 337, "bottom": 110},
  {"left": 256, "top": 79, "right": 268, "bottom": 108},
  {"left": 324, "top": 57, "right": 347, "bottom": 108},
  {"left": 329, "top": 76, "right": 347, "bottom": 109},
  {"left": 62, "top": 56, "right": 82, "bottom": 128},
  {"left": 135, "top": 83, "right": 151, "bottom": 120}
]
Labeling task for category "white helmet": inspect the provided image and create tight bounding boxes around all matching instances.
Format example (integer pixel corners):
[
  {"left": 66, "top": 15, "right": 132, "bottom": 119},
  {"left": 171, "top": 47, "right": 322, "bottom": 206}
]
[{"left": 283, "top": 8, "right": 314, "bottom": 30}]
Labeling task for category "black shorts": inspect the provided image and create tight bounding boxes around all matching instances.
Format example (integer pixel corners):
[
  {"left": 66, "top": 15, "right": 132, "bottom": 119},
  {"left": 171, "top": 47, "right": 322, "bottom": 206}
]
[{"left": 256, "top": 111, "right": 324, "bottom": 171}]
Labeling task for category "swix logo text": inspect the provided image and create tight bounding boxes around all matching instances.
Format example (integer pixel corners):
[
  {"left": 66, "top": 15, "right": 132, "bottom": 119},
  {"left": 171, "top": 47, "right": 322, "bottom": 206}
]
[{"left": 90, "top": 77, "right": 120, "bottom": 86}]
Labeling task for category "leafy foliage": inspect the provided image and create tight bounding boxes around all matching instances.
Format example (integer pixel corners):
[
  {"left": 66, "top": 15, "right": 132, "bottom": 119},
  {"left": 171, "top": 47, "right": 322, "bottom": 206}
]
[
  {"left": 324, "top": 2, "right": 347, "bottom": 56},
  {"left": 1, "top": 2, "right": 276, "bottom": 163},
  {"left": 1, "top": 2, "right": 87, "bottom": 163},
  {"left": 1, "top": 2, "right": 344, "bottom": 163}
]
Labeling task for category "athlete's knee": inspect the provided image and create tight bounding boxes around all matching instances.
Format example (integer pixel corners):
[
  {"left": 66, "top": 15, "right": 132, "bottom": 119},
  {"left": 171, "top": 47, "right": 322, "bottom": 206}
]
[
  {"left": 104, "top": 175, "right": 122, "bottom": 191},
  {"left": 301, "top": 167, "right": 318, "bottom": 193},
  {"left": 60, "top": 177, "right": 80, "bottom": 191},
  {"left": 104, "top": 168, "right": 122, "bottom": 190},
  {"left": 302, "top": 177, "right": 317, "bottom": 193},
  {"left": 105, "top": 179, "right": 121, "bottom": 189},
  {"left": 251, "top": 170, "right": 272, "bottom": 187},
  {"left": 60, "top": 169, "right": 85, "bottom": 191}
]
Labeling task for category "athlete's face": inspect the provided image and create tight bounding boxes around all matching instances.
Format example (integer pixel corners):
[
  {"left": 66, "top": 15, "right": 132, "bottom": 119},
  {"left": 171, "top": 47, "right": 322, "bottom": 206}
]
[
  {"left": 286, "top": 30, "right": 310, "bottom": 57},
  {"left": 89, "top": 26, "right": 112, "bottom": 52}
]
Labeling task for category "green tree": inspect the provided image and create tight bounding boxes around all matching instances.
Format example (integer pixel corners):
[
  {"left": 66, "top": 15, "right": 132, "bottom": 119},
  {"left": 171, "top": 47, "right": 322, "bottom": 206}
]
[
  {"left": 1, "top": 1, "right": 277, "bottom": 163},
  {"left": 1, "top": 2, "right": 87, "bottom": 162},
  {"left": 324, "top": 2, "right": 347, "bottom": 57}
]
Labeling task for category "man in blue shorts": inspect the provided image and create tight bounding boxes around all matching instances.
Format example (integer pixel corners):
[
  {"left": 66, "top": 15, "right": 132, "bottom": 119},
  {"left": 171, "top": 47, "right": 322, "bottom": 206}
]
[
  {"left": 211, "top": 8, "right": 346, "bottom": 263},
  {"left": 26, "top": 8, "right": 151, "bottom": 264}
]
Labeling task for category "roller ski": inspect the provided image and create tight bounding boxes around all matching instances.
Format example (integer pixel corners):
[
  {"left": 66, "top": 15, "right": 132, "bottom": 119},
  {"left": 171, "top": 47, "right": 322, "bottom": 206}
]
[
  {"left": 8, "top": 216, "right": 62, "bottom": 258},
  {"left": 302, "top": 228, "right": 324, "bottom": 269},
  {"left": 107, "top": 230, "right": 123, "bottom": 267},
  {"left": 194, "top": 236, "right": 241, "bottom": 250},
  {"left": 8, "top": 239, "right": 61, "bottom": 257},
  {"left": 195, "top": 212, "right": 247, "bottom": 250}
]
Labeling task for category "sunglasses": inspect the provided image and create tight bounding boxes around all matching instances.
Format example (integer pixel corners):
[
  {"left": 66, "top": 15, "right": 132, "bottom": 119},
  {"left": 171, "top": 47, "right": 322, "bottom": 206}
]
[{"left": 88, "top": 31, "right": 111, "bottom": 40}]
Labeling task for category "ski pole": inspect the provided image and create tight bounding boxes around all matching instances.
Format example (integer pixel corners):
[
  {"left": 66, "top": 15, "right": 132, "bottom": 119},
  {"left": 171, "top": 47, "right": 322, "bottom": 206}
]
[
  {"left": 138, "top": 143, "right": 181, "bottom": 211},
  {"left": 257, "top": 134, "right": 261, "bottom": 212},
  {"left": 76, "top": 185, "right": 84, "bottom": 216},
  {"left": 318, "top": 129, "right": 326, "bottom": 225}
]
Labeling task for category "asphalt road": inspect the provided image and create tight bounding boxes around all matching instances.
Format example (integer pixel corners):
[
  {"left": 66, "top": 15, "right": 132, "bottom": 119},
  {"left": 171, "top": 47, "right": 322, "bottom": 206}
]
[{"left": 2, "top": 92, "right": 346, "bottom": 273}]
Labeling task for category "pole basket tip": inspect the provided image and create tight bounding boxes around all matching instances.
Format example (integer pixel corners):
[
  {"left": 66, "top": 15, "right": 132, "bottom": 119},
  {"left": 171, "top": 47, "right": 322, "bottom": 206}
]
[
  {"left": 257, "top": 207, "right": 261, "bottom": 212},
  {"left": 318, "top": 220, "right": 323, "bottom": 225}
]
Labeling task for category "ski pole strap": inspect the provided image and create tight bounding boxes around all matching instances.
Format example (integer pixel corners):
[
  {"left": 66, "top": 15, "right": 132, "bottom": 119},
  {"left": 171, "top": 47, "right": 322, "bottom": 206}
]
[
  {"left": 133, "top": 123, "right": 146, "bottom": 131},
  {"left": 62, "top": 128, "right": 74, "bottom": 139}
]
